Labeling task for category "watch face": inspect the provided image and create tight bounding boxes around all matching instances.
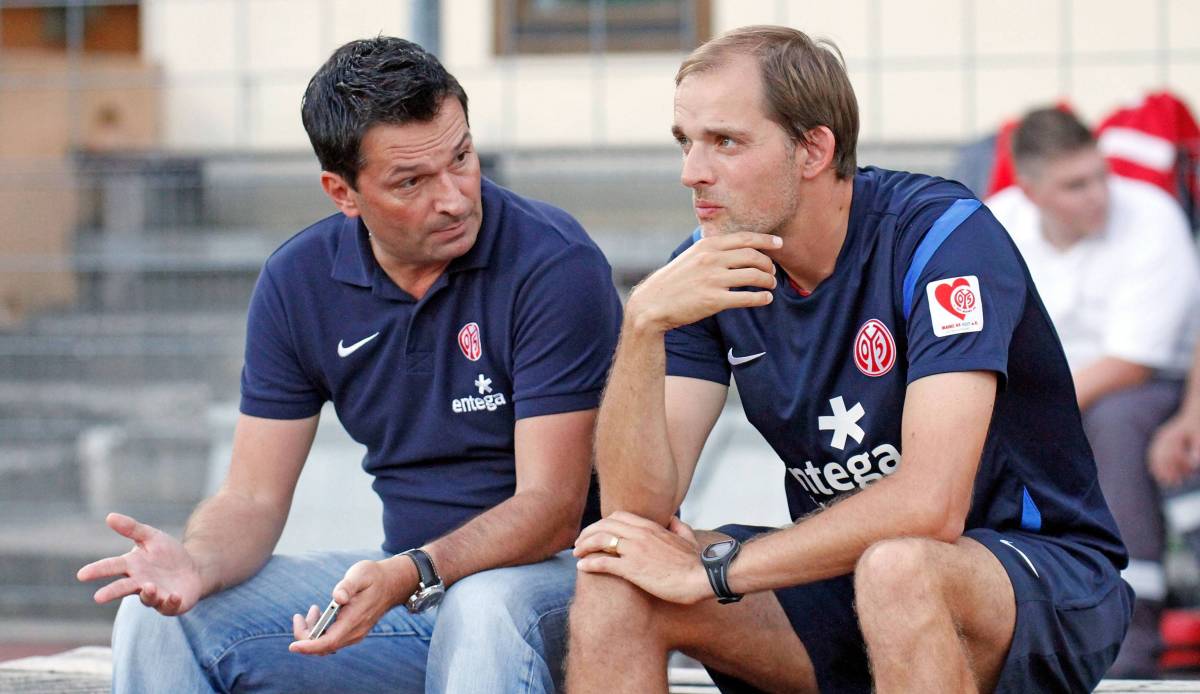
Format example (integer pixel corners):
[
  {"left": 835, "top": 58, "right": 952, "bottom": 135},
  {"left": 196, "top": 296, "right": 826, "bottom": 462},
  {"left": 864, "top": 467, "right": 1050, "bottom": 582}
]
[
  {"left": 703, "top": 540, "right": 735, "bottom": 560},
  {"left": 407, "top": 584, "right": 445, "bottom": 613}
]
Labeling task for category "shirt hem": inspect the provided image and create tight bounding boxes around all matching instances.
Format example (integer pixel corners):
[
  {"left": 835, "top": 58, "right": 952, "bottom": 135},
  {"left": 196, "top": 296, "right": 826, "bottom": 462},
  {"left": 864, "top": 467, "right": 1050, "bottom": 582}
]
[
  {"left": 906, "top": 357, "right": 1009, "bottom": 385},
  {"left": 514, "top": 390, "right": 603, "bottom": 419},
  {"left": 239, "top": 397, "right": 324, "bottom": 420}
]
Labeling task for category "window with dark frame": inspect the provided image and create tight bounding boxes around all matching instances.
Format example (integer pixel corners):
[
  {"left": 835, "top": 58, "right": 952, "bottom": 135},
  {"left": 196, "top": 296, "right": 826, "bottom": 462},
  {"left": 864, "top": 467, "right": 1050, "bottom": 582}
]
[
  {"left": 0, "top": 3, "right": 140, "bottom": 54},
  {"left": 494, "top": 0, "right": 711, "bottom": 55}
]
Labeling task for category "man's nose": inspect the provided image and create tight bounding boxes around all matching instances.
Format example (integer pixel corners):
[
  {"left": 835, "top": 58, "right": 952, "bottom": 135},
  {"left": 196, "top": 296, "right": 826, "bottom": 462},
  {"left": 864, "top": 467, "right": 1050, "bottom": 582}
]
[
  {"left": 681, "top": 146, "right": 715, "bottom": 189},
  {"left": 433, "top": 170, "right": 471, "bottom": 217}
]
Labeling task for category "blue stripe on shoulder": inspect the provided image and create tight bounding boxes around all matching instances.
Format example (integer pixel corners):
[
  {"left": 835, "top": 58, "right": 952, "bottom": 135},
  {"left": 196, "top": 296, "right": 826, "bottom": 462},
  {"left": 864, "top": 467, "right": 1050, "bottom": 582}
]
[
  {"left": 1021, "top": 486, "right": 1043, "bottom": 532},
  {"left": 691, "top": 228, "right": 703, "bottom": 244},
  {"left": 901, "top": 199, "right": 983, "bottom": 320}
]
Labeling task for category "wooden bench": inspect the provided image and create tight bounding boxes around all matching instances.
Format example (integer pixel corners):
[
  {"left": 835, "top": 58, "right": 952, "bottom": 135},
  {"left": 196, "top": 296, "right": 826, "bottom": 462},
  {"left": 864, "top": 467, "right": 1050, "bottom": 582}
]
[{"left": 0, "top": 647, "right": 109, "bottom": 693}]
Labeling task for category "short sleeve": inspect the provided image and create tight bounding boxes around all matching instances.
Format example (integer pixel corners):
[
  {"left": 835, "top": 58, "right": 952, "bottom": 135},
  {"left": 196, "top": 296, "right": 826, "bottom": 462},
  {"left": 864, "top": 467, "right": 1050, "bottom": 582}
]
[
  {"left": 511, "top": 244, "right": 622, "bottom": 419},
  {"left": 239, "top": 265, "right": 327, "bottom": 419},
  {"left": 903, "top": 202, "right": 1028, "bottom": 384},
  {"left": 665, "top": 317, "right": 731, "bottom": 385}
]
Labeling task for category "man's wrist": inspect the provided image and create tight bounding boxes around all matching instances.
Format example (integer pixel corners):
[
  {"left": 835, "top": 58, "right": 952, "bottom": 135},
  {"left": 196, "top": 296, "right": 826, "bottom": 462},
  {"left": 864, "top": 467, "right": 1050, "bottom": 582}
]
[
  {"left": 1178, "top": 402, "right": 1200, "bottom": 426},
  {"left": 624, "top": 295, "right": 669, "bottom": 336},
  {"left": 691, "top": 565, "right": 718, "bottom": 604},
  {"left": 380, "top": 554, "right": 420, "bottom": 607},
  {"left": 700, "top": 538, "right": 744, "bottom": 604},
  {"left": 179, "top": 542, "right": 222, "bottom": 598}
]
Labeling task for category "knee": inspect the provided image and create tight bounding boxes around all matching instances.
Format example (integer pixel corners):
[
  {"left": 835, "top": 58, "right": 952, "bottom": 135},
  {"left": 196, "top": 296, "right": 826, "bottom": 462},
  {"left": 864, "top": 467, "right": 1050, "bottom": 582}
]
[
  {"left": 110, "top": 595, "right": 209, "bottom": 690},
  {"left": 112, "top": 595, "right": 145, "bottom": 645},
  {"left": 854, "top": 538, "right": 939, "bottom": 615},
  {"left": 439, "top": 570, "right": 525, "bottom": 639},
  {"left": 438, "top": 559, "right": 574, "bottom": 643},
  {"left": 568, "top": 570, "right": 656, "bottom": 646},
  {"left": 112, "top": 595, "right": 179, "bottom": 652}
]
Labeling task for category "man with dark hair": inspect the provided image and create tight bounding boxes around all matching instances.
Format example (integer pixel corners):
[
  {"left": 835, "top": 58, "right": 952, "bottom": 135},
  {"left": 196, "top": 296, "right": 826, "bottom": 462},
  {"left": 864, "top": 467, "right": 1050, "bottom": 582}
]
[
  {"left": 77, "top": 36, "right": 621, "bottom": 693},
  {"left": 566, "top": 26, "right": 1131, "bottom": 692},
  {"left": 988, "top": 106, "right": 1200, "bottom": 678}
]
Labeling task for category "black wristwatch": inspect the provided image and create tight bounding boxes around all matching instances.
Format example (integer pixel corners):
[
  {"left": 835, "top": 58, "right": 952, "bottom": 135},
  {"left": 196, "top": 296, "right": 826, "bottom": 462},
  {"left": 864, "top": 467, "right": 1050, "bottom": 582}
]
[
  {"left": 700, "top": 538, "right": 743, "bottom": 604},
  {"left": 400, "top": 548, "right": 445, "bottom": 613}
]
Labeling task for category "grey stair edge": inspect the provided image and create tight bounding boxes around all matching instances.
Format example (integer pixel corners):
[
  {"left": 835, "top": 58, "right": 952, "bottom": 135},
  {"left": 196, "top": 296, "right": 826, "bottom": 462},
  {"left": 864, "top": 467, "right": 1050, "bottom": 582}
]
[
  {"left": 1, "top": 653, "right": 1198, "bottom": 692},
  {"left": 0, "top": 512, "right": 183, "bottom": 556},
  {"left": 0, "top": 621, "right": 111, "bottom": 647}
]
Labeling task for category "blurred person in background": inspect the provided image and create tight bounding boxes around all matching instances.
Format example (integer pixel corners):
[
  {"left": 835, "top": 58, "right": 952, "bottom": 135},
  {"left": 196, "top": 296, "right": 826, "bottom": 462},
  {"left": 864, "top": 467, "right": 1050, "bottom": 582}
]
[
  {"left": 988, "top": 107, "right": 1200, "bottom": 678},
  {"left": 75, "top": 36, "right": 621, "bottom": 693},
  {"left": 567, "top": 25, "right": 1131, "bottom": 693}
]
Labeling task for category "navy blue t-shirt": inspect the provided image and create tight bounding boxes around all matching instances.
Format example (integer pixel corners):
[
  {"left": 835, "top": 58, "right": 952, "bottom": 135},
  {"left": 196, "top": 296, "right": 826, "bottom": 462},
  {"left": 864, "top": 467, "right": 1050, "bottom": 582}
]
[
  {"left": 666, "top": 167, "right": 1126, "bottom": 571},
  {"left": 240, "top": 178, "right": 622, "bottom": 554}
]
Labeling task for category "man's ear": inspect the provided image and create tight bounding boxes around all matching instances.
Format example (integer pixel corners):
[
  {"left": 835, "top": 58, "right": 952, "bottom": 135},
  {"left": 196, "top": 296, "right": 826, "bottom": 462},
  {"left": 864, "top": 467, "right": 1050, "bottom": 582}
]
[
  {"left": 320, "top": 171, "right": 361, "bottom": 218},
  {"left": 796, "top": 126, "right": 837, "bottom": 179},
  {"left": 1013, "top": 167, "right": 1042, "bottom": 206}
]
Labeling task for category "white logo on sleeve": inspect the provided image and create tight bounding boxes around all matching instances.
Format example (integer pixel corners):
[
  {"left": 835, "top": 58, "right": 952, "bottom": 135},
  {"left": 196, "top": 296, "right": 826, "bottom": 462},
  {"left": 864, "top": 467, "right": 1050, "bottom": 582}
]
[
  {"left": 925, "top": 275, "right": 984, "bottom": 337},
  {"left": 337, "top": 331, "right": 380, "bottom": 357}
]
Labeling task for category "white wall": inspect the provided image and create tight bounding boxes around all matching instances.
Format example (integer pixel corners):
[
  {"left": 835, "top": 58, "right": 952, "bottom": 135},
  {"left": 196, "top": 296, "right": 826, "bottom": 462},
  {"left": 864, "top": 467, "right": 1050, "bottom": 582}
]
[
  {"left": 142, "top": 0, "right": 412, "bottom": 148},
  {"left": 140, "top": 0, "right": 1200, "bottom": 151}
]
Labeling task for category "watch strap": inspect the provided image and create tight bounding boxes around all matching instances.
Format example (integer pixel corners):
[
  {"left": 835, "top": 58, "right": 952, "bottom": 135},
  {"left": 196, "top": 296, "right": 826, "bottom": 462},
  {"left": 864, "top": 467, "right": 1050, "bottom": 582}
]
[
  {"left": 702, "top": 540, "right": 743, "bottom": 604},
  {"left": 401, "top": 548, "right": 441, "bottom": 588}
]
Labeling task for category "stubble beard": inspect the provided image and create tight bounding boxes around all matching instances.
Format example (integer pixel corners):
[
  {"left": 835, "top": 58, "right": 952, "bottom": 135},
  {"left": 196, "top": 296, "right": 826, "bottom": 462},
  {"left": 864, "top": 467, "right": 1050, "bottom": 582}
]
[{"left": 715, "top": 168, "right": 800, "bottom": 238}]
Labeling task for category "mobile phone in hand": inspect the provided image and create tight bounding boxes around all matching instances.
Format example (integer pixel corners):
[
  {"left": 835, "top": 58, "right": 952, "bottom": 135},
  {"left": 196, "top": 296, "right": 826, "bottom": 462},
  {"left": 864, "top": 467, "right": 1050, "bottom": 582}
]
[{"left": 307, "top": 599, "right": 340, "bottom": 640}]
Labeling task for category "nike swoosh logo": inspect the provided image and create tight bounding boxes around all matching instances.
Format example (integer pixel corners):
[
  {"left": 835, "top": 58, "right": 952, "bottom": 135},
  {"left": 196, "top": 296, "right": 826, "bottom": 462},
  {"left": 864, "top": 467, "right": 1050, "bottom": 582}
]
[
  {"left": 337, "top": 332, "right": 380, "bottom": 358},
  {"left": 999, "top": 539, "right": 1039, "bottom": 578},
  {"left": 727, "top": 348, "right": 766, "bottom": 366}
]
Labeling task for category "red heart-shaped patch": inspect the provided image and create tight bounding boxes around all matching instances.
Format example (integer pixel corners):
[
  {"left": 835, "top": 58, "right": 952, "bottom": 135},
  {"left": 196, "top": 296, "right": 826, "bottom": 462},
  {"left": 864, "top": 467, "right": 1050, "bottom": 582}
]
[{"left": 934, "top": 278, "right": 970, "bottom": 320}]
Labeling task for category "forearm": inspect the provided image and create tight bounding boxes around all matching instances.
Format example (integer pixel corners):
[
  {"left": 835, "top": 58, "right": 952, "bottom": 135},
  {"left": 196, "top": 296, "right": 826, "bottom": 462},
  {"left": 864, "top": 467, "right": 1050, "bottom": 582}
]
[
  {"left": 182, "top": 488, "right": 288, "bottom": 597},
  {"left": 1178, "top": 399, "right": 1200, "bottom": 432},
  {"left": 423, "top": 488, "right": 580, "bottom": 588},
  {"left": 595, "top": 316, "right": 680, "bottom": 525},
  {"left": 728, "top": 475, "right": 956, "bottom": 594},
  {"left": 1180, "top": 343, "right": 1200, "bottom": 421},
  {"left": 717, "top": 371, "right": 987, "bottom": 596},
  {"left": 1075, "top": 356, "right": 1152, "bottom": 411}
]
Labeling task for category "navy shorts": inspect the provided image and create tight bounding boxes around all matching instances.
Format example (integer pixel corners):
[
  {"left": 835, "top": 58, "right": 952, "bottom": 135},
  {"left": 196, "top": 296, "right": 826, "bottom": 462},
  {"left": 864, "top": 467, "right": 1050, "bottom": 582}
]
[{"left": 704, "top": 525, "right": 1133, "bottom": 694}]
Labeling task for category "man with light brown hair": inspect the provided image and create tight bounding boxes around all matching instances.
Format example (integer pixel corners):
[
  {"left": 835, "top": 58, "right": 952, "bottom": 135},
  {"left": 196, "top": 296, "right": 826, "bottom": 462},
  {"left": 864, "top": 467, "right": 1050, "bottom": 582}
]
[{"left": 566, "top": 25, "right": 1131, "bottom": 693}]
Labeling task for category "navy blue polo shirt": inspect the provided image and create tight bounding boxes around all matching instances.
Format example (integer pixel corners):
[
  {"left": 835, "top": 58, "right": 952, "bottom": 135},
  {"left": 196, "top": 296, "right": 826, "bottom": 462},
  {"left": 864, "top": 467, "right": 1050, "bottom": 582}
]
[
  {"left": 666, "top": 167, "right": 1126, "bottom": 571},
  {"left": 240, "top": 178, "right": 622, "bottom": 554}
]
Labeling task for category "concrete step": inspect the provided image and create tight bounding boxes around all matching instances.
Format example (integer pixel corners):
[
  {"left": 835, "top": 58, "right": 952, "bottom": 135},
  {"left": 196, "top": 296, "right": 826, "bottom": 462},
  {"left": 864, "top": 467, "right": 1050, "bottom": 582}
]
[
  {"left": 0, "top": 381, "right": 215, "bottom": 513},
  {"left": 21, "top": 310, "right": 247, "bottom": 338},
  {"left": 0, "top": 381, "right": 216, "bottom": 423},
  {"left": 0, "top": 304, "right": 245, "bottom": 391},
  {"left": 0, "top": 442, "right": 79, "bottom": 503},
  {"left": 0, "top": 302, "right": 243, "bottom": 387},
  {"left": 0, "top": 352, "right": 240, "bottom": 397},
  {"left": 0, "top": 509, "right": 180, "bottom": 623},
  {"left": 0, "top": 565, "right": 118, "bottom": 623},
  {"left": 0, "top": 382, "right": 213, "bottom": 576}
]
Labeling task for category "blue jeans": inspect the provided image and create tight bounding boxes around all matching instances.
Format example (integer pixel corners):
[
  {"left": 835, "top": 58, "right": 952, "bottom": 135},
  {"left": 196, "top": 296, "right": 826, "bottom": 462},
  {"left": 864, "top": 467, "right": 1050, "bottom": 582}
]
[{"left": 110, "top": 549, "right": 578, "bottom": 693}]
